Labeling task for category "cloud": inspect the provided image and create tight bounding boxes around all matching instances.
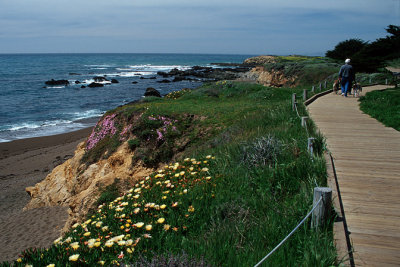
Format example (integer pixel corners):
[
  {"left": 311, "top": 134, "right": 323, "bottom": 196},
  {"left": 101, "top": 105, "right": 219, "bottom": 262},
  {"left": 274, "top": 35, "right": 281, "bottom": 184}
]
[{"left": 0, "top": 0, "right": 398, "bottom": 54}]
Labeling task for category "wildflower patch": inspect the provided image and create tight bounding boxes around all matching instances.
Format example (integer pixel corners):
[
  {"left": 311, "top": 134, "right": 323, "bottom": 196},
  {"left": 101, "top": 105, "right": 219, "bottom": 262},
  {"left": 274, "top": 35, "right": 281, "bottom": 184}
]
[{"left": 14, "top": 156, "right": 216, "bottom": 266}]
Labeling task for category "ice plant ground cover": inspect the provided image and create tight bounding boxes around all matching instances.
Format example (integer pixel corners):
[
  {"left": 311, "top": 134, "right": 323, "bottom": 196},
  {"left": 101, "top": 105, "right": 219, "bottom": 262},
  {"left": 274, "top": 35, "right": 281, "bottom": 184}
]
[
  {"left": 9, "top": 156, "right": 217, "bottom": 266},
  {"left": 3, "top": 81, "right": 338, "bottom": 266}
]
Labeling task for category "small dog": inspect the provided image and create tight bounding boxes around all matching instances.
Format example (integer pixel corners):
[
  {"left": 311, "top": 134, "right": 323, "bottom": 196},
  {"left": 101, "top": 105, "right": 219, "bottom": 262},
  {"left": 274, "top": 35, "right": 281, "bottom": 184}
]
[
  {"left": 353, "top": 83, "right": 362, "bottom": 97},
  {"left": 333, "top": 79, "right": 340, "bottom": 94}
]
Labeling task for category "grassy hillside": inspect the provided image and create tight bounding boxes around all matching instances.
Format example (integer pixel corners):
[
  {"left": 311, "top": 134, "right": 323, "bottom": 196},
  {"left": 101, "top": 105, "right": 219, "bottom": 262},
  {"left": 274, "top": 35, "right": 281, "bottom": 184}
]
[
  {"left": 359, "top": 88, "right": 400, "bottom": 131},
  {"left": 3, "top": 81, "right": 337, "bottom": 266}
]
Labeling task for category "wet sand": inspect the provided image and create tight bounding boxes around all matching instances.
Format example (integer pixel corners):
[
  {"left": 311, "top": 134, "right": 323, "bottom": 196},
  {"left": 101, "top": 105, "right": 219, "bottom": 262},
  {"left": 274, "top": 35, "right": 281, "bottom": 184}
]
[{"left": 0, "top": 128, "right": 92, "bottom": 263}]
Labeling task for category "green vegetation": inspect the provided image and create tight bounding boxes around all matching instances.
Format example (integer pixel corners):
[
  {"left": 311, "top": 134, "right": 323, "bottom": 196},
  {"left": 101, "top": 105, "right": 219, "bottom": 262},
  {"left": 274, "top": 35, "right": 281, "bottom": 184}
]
[
  {"left": 263, "top": 56, "right": 339, "bottom": 87},
  {"left": 3, "top": 81, "right": 338, "bottom": 266},
  {"left": 359, "top": 88, "right": 400, "bottom": 131}
]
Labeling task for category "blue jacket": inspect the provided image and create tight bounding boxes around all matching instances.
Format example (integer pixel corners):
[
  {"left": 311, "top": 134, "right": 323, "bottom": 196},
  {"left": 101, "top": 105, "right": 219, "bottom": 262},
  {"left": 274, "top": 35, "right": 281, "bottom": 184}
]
[{"left": 339, "top": 64, "right": 355, "bottom": 81}]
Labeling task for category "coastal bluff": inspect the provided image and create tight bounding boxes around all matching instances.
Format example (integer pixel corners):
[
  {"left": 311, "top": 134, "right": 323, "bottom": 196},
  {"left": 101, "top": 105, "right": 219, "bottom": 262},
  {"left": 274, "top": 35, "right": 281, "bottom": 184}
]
[{"left": 25, "top": 141, "right": 153, "bottom": 232}]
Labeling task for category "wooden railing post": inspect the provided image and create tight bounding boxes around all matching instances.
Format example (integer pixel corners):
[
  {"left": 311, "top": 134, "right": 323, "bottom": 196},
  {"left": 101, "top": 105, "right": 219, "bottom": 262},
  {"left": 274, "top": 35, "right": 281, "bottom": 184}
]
[
  {"left": 311, "top": 86, "right": 315, "bottom": 93},
  {"left": 312, "top": 187, "right": 332, "bottom": 229},
  {"left": 301, "top": 116, "right": 308, "bottom": 128},
  {"left": 292, "top": 93, "right": 297, "bottom": 111},
  {"left": 303, "top": 89, "right": 308, "bottom": 101},
  {"left": 307, "top": 137, "right": 315, "bottom": 156}
]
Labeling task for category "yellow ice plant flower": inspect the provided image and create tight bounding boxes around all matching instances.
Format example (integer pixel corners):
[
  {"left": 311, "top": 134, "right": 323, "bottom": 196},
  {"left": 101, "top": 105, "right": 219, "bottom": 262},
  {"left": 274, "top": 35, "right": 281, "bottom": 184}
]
[
  {"left": 206, "top": 155, "right": 212, "bottom": 159},
  {"left": 70, "top": 242, "right": 80, "bottom": 250},
  {"left": 163, "top": 224, "right": 171, "bottom": 231},
  {"left": 125, "top": 239, "right": 133, "bottom": 246},
  {"left": 160, "top": 204, "right": 167, "bottom": 209},
  {"left": 206, "top": 176, "right": 211, "bottom": 180},
  {"left": 83, "top": 231, "right": 91, "bottom": 237},
  {"left": 69, "top": 254, "right": 79, "bottom": 262},
  {"left": 180, "top": 171, "right": 185, "bottom": 176},
  {"left": 102, "top": 226, "right": 109, "bottom": 232},
  {"left": 84, "top": 219, "right": 92, "bottom": 225},
  {"left": 183, "top": 189, "right": 188, "bottom": 194},
  {"left": 133, "top": 194, "right": 140, "bottom": 199},
  {"left": 127, "top": 247, "right": 134, "bottom": 254},
  {"left": 174, "top": 173, "right": 180, "bottom": 177},
  {"left": 98, "top": 261, "right": 105, "bottom": 265},
  {"left": 184, "top": 158, "right": 190, "bottom": 162},
  {"left": 72, "top": 223, "right": 80, "bottom": 229},
  {"left": 53, "top": 237, "right": 63, "bottom": 245},
  {"left": 145, "top": 224, "right": 152, "bottom": 231},
  {"left": 94, "top": 241, "right": 101, "bottom": 247},
  {"left": 134, "top": 188, "right": 141, "bottom": 193},
  {"left": 189, "top": 167, "right": 194, "bottom": 171},
  {"left": 64, "top": 237, "right": 72, "bottom": 243},
  {"left": 118, "top": 240, "right": 126, "bottom": 246},
  {"left": 157, "top": 217, "right": 165, "bottom": 224},
  {"left": 133, "top": 208, "right": 140, "bottom": 214},
  {"left": 201, "top": 167, "right": 209, "bottom": 172},
  {"left": 105, "top": 240, "right": 114, "bottom": 247},
  {"left": 96, "top": 221, "right": 103, "bottom": 228},
  {"left": 188, "top": 205, "right": 195, "bottom": 212},
  {"left": 16, "top": 258, "right": 22, "bottom": 263},
  {"left": 162, "top": 196, "right": 167, "bottom": 199},
  {"left": 46, "top": 264, "right": 55, "bottom": 267},
  {"left": 135, "top": 222, "right": 144, "bottom": 228}
]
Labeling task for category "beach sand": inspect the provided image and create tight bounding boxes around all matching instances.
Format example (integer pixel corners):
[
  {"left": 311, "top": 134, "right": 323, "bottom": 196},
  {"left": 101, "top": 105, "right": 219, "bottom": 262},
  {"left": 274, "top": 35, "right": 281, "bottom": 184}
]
[{"left": 0, "top": 128, "right": 92, "bottom": 263}]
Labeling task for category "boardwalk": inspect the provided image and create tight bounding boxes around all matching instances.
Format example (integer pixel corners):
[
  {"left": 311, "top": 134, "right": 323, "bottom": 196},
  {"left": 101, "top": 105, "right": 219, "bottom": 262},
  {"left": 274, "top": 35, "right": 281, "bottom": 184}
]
[{"left": 307, "top": 85, "right": 400, "bottom": 266}]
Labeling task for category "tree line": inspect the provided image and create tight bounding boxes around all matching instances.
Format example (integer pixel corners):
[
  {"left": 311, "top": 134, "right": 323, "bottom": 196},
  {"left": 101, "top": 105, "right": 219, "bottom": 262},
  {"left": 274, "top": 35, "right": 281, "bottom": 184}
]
[{"left": 326, "top": 25, "right": 400, "bottom": 73}]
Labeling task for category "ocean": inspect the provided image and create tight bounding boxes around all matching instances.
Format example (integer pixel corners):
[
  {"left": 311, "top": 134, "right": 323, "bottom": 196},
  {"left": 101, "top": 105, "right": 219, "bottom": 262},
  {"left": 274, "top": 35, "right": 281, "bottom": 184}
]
[{"left": 0, "top": 53, "right": 253, "bottom": 143}]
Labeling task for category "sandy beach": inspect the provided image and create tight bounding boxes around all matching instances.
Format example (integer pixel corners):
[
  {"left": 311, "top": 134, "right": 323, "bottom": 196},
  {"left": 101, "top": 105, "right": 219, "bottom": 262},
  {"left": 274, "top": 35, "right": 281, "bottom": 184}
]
[{"left": 0, "top": 128, "right": 92, "bottom": 263}]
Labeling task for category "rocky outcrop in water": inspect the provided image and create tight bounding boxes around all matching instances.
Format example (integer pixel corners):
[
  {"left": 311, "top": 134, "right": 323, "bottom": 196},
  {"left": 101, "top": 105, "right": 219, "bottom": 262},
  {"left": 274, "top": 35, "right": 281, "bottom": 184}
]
[
  {"left": 45, "top": 79, "right": 70, "bottom": 86},
  {"left": 144, "top": 87, "right": 161, "bottom": 97}
]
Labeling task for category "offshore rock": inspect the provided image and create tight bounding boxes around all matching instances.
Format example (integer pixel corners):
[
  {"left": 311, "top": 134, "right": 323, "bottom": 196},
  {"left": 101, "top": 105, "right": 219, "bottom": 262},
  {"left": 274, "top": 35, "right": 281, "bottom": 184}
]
[
  {"left": 25, "top": 142, "right": 153, "bottom": 232},
  {"left": 88, "top": 82, "right": 104, "bottom": 88},
  {"left": 144, "top": 87, "right": 161, "bottom": 97},
  {"left": 45, "top": 79, "right": 70, "bottom": 86}
]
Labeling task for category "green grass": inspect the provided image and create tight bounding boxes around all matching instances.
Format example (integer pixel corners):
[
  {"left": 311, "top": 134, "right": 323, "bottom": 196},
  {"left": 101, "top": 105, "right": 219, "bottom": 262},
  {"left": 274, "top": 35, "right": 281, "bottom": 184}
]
[
  {"left": 2, "top": 82, "right": 337, "bottom": 266},
  {"left": 359, "top": 88, "right": 400, "bottom": 131}
]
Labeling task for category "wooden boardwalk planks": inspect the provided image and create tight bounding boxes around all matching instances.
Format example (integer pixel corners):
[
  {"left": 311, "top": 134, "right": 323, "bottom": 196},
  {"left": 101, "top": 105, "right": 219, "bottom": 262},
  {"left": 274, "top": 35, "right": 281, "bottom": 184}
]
[{"left": 307, "top": 85, "right": 400, "bottom": 266}]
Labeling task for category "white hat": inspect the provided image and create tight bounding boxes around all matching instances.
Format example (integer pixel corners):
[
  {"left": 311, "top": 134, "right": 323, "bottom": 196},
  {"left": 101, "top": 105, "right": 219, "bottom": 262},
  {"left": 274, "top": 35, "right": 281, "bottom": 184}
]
[{"left": 345, "top": 58, "right": 351, "bottom": 64}]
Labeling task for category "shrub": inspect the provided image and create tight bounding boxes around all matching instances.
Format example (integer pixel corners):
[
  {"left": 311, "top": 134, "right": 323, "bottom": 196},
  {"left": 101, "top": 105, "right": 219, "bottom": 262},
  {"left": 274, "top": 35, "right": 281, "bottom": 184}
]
[{"left": 240, "top": 135, "right": 284, "bottom": 168}]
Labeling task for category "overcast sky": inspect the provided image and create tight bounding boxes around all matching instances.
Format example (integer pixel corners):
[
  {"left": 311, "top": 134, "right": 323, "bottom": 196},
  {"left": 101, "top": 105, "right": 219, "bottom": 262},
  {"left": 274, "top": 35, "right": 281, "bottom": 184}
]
[{"left": 0, "top": 0, "right": 399, "bottom": 55}]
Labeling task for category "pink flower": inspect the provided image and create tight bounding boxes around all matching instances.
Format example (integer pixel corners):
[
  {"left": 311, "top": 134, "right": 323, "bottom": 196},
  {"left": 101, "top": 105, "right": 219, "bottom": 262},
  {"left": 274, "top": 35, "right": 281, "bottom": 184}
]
[{"left": 118, "top": 251, "right": 124, "bottom": 259}]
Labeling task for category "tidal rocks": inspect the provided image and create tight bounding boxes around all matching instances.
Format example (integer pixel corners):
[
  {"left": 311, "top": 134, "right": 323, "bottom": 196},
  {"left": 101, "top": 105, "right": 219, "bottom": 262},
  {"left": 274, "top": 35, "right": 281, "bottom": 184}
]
[
  {"left": 45, "top": 79, "right": 70, "bottom": 86},
  {"left": 93, "top": 76, "right": 109, "bottom": 83},
  {"left": 131, "top": 81, "right": 138, "bottom": 84},
  {"left": 75, "top": 80, "right": 81, "bottom": 84},
  {"left": 157, "top": 79, "right": 171, "bottom": 83},
  {"left": 111, "top": 79, "right": 119, "bottom": 84},
  {"left": 140, "top": 76, "right": 157, "bottom": 80},
  {"left": 144, "top": 87, "right": 161, "bottom": 97},
  {"left": 88, "top": 82, "right": 104, "bottom": 88}
]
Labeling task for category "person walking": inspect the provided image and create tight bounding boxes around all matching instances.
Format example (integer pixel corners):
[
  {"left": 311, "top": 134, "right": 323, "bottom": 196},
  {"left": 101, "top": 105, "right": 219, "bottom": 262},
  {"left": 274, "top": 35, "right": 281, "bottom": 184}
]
[{"left": 338, "top": 58, "right": 355, "bottom": 97}]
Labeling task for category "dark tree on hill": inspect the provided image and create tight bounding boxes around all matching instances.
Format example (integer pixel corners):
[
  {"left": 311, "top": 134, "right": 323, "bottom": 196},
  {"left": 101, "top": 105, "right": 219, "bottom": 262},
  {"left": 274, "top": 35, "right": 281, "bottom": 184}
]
[
  {"left": 352, "top": 25, "right": 400, "bottom": 72},
  {"left": 326, "top": 25, "right": 400, "bottom": 73},
  {"left": 325, "top": 38, "right": 367, "bottom": 61}
]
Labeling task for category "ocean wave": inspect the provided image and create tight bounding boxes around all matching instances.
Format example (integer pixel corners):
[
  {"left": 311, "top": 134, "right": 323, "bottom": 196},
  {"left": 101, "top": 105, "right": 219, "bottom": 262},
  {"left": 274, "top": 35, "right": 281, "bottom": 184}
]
[
  {"left": 128, "top": 65, "right": 191, "bottom": 71},
  {"left": 82, "top": 79, "right": 112, "bottom": 85},
  {"left": 0, "top": 118, "right": 97, "bottom": 143}
]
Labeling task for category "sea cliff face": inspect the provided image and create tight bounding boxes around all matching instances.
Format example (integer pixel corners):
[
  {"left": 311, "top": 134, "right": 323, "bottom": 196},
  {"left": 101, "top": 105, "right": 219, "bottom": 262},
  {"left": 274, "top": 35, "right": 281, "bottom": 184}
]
[{"left": 25, "top": 141, "right": 153, "bottom": 232}]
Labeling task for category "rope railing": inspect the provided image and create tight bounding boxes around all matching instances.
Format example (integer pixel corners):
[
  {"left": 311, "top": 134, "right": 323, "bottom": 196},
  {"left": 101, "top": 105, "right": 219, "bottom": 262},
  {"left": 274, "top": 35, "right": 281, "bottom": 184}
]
[{"left": 254, "top": 196, "right": 323, "bottom": 267}]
